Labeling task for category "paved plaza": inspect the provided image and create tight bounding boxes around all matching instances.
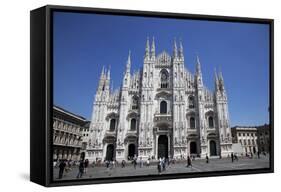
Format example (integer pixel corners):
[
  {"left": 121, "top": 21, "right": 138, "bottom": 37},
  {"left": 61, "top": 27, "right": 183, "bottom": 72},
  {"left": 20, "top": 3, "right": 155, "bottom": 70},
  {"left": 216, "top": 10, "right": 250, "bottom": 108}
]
[{"left": 53, "top": 156, "right": 270, "bottom": 181}]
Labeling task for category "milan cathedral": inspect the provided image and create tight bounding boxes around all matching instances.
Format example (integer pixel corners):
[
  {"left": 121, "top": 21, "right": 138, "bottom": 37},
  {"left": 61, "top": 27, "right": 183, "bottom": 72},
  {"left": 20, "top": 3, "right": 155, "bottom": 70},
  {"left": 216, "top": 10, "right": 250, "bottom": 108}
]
[{"left": 86, "top": 37, "right": 233, "bottom": 161}]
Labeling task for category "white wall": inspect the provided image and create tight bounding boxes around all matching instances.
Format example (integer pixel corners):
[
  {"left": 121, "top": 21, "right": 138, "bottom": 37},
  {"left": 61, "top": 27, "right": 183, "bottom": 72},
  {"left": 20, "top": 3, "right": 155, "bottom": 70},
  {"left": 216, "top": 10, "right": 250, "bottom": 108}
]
[{"left": 0, "top": 0, "right": 279, "bottom": 191}]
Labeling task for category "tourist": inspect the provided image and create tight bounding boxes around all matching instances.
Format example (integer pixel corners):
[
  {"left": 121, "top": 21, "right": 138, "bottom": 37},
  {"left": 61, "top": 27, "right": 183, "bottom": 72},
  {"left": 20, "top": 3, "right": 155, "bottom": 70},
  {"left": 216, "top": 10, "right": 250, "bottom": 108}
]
[
  {"left": 146, "top": 158, "right": 150, "bottom": 167},
  {"left": 157, "top": 159, "right": 162, "bottom": 174},
  {"left": 139, "top": 157, "right": 143, "bottom": 168},
  {"left": 186, "top": 156, "right": 192, "bottom": 167},
  {"left": 58, "top": 159, "right": 66, "bottom": 179},
  {"left": 76, "top": 159, "right": 84, "bottom": 178},
  {"left": 162, "top": 157, "right": 166, "bottom": 171},
  {"left": 84, "top": 159, "right": 89, "bottom": 174},
  {"left": 133, "top": 156, "right": 137, "bottom": 169},
  {"left": 121, "top": 160, "right": 126, "bottom": 168},
  {"left": 105, "top": 160, "right": 110, "bottom": 169}
]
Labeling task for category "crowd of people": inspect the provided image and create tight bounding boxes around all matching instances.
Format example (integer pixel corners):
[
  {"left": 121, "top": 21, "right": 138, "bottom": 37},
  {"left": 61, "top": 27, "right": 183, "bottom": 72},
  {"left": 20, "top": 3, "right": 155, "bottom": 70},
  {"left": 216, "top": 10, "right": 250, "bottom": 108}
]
[
  {"left": 54, "top": 151, "right": 268, "bottom": 179},
  {"left": 55, "top": 159, "right": 90, "bottom": 179}
]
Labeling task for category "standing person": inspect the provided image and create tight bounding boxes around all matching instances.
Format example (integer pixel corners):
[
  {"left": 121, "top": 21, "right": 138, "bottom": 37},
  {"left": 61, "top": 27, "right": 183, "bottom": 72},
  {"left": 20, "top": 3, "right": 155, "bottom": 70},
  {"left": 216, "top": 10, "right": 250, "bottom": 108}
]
[
  {"left": 112, "top": 160, "right": 115, "bottom": 169},
  {"left": 84, "top": 159, "right": 89, "bottom": 174},
  {"left": 206, "top": 155, "right": 209, "bottom": 163},
  {"left": 162, "top": 157, "right": 166, "bottom": 171},
  {"left": 257, "top": 151, "right": 260, "bottom": 159},
  {"left": 231, "top": 152, "right": 234, "bottom": 163},
  {"left": 186, "top": 156, "right": 192, "bottom": 167},
  {"left": 58, "top": 160, "right": 66, "bottom": 179},
  {"left": 105, "top": 160, "right": 110, "bottom": 169},
  {"left": 157, "top": 159, "right": 162, "bottom": 174},
  {"left": 139, "top": 157, "right": 143, "bottom": 168},
  {"left": 133, "top": 156, "right": 137, "bottom": 169},
  {"left": 146, "top": 158, "right": 150, "bottom": 167},
  {"left": 121, "top": 160, "right": 126, "bottom": 168},
  {"left": 76, "top": 159, "right": 84, "bottom": 178}
]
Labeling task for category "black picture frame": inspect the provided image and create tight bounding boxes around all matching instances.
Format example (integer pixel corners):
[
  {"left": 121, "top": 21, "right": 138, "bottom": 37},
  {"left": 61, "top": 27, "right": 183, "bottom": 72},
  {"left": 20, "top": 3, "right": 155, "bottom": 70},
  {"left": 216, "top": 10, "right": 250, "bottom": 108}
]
[{"left": 30, "top": 5, "right": 274, "bottom": 187}]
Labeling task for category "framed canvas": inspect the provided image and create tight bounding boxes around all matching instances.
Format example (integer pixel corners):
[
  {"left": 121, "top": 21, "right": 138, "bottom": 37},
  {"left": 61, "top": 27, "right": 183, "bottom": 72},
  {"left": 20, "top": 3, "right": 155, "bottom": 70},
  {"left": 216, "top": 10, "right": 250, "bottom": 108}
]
[{"left": 30, "top": 5, "right": 274, "bottom": 187}]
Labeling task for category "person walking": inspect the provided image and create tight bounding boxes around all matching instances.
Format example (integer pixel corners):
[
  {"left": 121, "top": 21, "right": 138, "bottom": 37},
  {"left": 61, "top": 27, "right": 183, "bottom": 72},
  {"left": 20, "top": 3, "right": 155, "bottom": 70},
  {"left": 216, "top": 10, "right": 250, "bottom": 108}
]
[
  {"left": 58, "top": 159, "right": 66, "bottom": 179},
  {"left": 157, "top": 159, "right": 162, "bottom": 174},
  {"left": 231, "top": 152, "right": 234, "bottom": 163},
  {"left": 121, "top": 160, "right": 126, "bottom": 168},
  {"left": 105, "top": 160, "right": 110, "bottom": 169},
  {"left": 76, "top": 159, "right": 84, "bottom": 178},
  {"left": 139, "top": 157, "right": 143, "bottom": 168},
  {"left": 186, "top": 156, "right": 192, "bottom": 167},
  {"left": 133, "top": 156, "right": 137, "bottom": 169},
  {"left": 84, "top": 159, "right": 89, "bottom": 174},
  {"left": 146, "top": 158, "right": 150, "bottom": 167},
  {"left": 162, "top": 157, "right": 166, "bottom": 171},
  {"left": 206, "top": 155, "right": 209, "bottom": 163}
]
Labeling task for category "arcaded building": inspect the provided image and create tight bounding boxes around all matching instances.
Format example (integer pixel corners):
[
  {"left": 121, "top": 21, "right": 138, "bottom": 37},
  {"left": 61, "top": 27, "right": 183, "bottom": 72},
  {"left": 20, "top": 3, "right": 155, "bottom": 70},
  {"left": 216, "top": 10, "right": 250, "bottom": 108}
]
[
  {"left": 53, "top": 106, "right": 88, "bottom": 161},
  {"left": 86, "top": 38, "right": 233, "bottom": 161}
]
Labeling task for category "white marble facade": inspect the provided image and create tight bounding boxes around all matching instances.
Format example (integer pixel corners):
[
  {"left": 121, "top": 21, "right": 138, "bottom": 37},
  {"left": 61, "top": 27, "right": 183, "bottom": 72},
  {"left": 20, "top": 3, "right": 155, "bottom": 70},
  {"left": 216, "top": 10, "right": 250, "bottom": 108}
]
[{"left": 86, "top": 38, "right": 233, "bottom": 161}]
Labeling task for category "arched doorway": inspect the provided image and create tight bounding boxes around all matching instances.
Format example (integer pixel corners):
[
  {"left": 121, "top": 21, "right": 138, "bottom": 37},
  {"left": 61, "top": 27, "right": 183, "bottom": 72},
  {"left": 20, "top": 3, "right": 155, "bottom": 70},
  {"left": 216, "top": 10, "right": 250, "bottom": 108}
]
[
  {"left": 190, "top": 142, "right": 197, "bottom": 154},
  {"left": 106, "top": 144, "right": 114, "bottom": 161},
  {"left": 128, "top": 144, "right": 136, "bottom": 160},
  {"left": 158, "top": 135, "right": 168, "bottom": 158},
  {"left": 210, "top": 140, "right": 217, "bottom": 156}
]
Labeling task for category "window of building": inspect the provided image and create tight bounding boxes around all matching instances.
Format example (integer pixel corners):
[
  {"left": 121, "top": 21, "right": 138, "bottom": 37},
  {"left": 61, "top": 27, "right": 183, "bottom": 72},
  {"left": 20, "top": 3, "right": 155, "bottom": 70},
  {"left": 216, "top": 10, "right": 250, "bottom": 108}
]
[
  {"left": 190, "top": 117, "right": 195, "bottom": 129},
  {"left": 188, "top": 96, "right": 195, "bottom": 108},
  {"left": 130, "top": 118, "right": 136, "bottom": 131},
  {"left": 160, "top": 69, "right": 169, "bottom": 88},
  {"left": 248, "top": 139, "right": 251, "bottom": 145},
  {"left": 132, "top": 96, "right": 138, "bottom": 110},
  {"left": 208, "top": 116, "right": 214, "bottom": 128},
  {"left": 109, "top": 119, "right": 116, "bottom": 131},
  {"left": 160, "top": 100, "right": 167, "bottom": 114},
  {"left": 238, "top": 133, "right": 241, "bottom": 136}
]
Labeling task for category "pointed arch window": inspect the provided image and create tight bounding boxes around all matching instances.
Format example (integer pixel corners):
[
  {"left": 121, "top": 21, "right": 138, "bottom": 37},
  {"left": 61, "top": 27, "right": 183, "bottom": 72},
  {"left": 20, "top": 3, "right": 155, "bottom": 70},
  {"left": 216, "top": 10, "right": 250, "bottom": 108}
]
[
  {"left": 109, "top": 119, "right": 116, "bottom": 131},
  {"left": 190, "top": 117, "right": 195, "bottom": 129},
  {"left": 130, "top": 118, "right": 136, "bottom": 131},
  {"left": 160, "top": 69, "right": 169, "bottom": 88},
  {"left": 208, "top": 116, "right": 214, "bottom": 128},
  {"left": 160, "top": 100, "right": 167, "bottom": 114},
  {"left": 188, "top": 96, "right": 195, "bottom": 108},
  {"left": 132, "top": 96, "right": 138, "bottom": 110}
]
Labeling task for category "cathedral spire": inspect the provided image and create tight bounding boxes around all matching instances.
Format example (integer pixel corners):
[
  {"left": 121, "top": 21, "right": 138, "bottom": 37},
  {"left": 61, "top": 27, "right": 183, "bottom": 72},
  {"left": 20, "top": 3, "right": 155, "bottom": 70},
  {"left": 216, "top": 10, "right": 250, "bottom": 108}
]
[
  {"left": 151, "top": 36, "right": 155, "bottom": 59},
  {"left": 179, "top": 38, "right": 184, "bottom": 58},
  {"left": 173, "top": 38, "right": 178, "bottom": 58},
  {"left": 219, "top": 70, "right": 225, "bottom": 90},
  {"left": 126, "top": 50, "right": 131, "bottom": 74},
  {"left": 111, "top": 80, "right": 114, "bottom": 93},
  {"left": 214, "top": 68, "right": 219, "bottom": 91},
  {"left": 145, "top": 37, "right": 150, "bottom": 59},
  {"left": 99, "top": 65, "right": 107, "bottom": 81},
  {"left": 196, "top": 55, "right": 202, "bottom": 75},
  {"left": 107, "top": 65, "right": 111, "bottom": 80}
]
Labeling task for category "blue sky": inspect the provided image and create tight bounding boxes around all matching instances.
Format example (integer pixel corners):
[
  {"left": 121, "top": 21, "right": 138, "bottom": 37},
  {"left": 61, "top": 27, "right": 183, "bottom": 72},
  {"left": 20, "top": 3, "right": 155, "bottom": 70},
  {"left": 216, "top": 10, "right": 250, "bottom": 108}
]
[{"left": 53, "top": 11, "right": 270, "bottom": 126}]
